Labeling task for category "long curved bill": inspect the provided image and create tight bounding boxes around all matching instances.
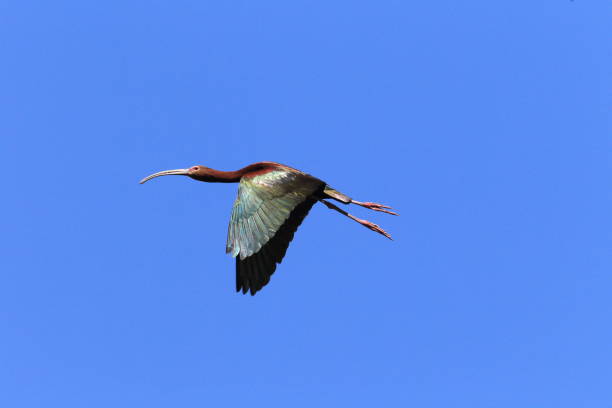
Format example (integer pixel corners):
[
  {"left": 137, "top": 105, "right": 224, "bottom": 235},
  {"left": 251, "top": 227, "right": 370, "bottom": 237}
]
[{"left": 139, "top": 169, "right": 190, "bottom": 184}]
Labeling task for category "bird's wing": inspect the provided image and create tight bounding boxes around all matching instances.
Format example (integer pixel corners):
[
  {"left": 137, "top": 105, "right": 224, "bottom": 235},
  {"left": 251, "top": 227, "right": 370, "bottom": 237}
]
[
  {"left": 226, "top": 169, "right": 323, "bottom": 295},
  {"left": 226, "top": 169, "right": 323, "bottom": 259},
  {"left": 235, "top": 197, "right": 317, "bottom": 295}
]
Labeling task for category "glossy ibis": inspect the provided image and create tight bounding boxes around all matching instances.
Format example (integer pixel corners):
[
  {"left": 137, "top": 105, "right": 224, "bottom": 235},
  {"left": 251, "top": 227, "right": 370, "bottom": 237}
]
[{"left": 140, "top": 162, "right": 397, "bottom": 295}]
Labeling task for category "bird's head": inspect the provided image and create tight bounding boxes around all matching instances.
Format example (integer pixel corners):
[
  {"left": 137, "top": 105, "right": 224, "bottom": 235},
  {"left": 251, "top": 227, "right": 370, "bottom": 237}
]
[{"left": 139, "top": 165, "right": 211, "bottom": 184}]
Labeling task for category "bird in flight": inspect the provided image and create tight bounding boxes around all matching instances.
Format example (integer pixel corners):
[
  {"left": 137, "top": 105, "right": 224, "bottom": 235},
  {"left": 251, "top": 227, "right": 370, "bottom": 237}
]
[{"left": 140, "top": 162, "right": 397, "bottom": 295}]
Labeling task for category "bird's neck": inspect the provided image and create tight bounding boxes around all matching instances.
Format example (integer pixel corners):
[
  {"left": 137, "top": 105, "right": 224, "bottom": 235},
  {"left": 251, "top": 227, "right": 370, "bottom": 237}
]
[
  {"left": 197, "top": 163, "right": 278, "bottom": 183},
  {"left": 197, "top": 169, "right": 243, "bottom": 183}
]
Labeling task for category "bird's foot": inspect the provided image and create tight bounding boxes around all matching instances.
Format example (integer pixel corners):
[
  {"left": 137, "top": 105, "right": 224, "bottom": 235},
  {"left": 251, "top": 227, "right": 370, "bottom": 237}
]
[
  {"left": 319, "top": 199, "right": 394, "bottom": 240},
  {"left": 355, "top": 217, "right": 393, "bottom": 240},
  {"left": 352, "top": 200, "right": 398, "bottom": 216}
]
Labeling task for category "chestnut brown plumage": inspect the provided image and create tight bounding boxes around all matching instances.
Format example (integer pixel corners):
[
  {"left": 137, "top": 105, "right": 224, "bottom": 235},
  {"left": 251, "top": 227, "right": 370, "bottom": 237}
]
[{"left": 140, "top": 162, "right": 397, "bottom": 295}]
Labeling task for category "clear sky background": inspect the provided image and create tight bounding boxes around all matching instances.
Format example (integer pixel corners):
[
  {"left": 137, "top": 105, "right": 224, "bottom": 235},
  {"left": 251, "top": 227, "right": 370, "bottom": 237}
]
[{"left": 1, "top": 1, "right": 611, "bottom": 407}]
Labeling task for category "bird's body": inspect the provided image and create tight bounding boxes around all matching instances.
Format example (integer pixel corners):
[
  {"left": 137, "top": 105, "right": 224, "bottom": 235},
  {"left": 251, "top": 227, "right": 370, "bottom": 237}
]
[{"left": 140, "top": 162, "right": 396, "bottom": 295}]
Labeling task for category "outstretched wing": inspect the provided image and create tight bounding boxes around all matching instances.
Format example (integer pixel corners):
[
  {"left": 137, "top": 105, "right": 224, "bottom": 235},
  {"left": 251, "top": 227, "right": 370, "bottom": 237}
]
[
  {"left": 226, "top": 168, "right": 323, "bottom": 260},
  {"left": 226, "top": 168, "right": 324, "bottom": 295},
  {"left": 235, "top": 197, "right": 317, "bottom": 295}
]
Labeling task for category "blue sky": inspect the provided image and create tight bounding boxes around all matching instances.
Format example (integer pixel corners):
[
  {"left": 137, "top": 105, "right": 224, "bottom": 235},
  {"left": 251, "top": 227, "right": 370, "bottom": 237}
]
[{"left": 1, "top": 1, "right": 611, "bottom": 407}]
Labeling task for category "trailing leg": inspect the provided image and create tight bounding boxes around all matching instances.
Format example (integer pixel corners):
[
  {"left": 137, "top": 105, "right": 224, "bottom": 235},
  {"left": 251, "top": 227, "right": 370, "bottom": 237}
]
[
  {"left": 319, "top": 199, "right": 393, "bottom": 240},
  {"left": 322, "top": 186, "right": 398, "bottom": 215},
  {"left": 351, "top": 200, "right": 398, "bottom": 215}
]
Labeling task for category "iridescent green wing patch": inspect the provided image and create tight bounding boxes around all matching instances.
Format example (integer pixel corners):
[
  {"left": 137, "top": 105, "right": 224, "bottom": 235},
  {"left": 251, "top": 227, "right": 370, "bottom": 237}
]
[{"left": 226, "top": 170, "right": 323, "bottom": 260}]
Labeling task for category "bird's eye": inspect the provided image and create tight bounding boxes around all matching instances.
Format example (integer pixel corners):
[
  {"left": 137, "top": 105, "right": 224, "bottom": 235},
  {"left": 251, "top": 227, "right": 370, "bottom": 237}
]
[{"left": 192, "top": 166, "right": 199, "bottom": 171}]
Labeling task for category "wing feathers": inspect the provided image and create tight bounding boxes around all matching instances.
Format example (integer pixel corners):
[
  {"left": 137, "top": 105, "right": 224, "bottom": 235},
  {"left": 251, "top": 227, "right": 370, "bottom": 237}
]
[
  {"left": 227, "top": 170, "right": 323, "bottom": 260},
  {"left": 235, "top": 197, "right": 317, "bottom": 295},
  {"left": 226, "top": 168, "right": 324, "bottom": 294}
]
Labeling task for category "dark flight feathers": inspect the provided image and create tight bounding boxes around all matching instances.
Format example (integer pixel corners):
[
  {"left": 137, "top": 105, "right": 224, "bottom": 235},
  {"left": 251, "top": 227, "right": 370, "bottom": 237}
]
[
  {"left": 235, "top": 198, "right": 317, "bottom": 295},
  {"left": 226, "top": 167, "right": 325, "bottom": 295}
]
